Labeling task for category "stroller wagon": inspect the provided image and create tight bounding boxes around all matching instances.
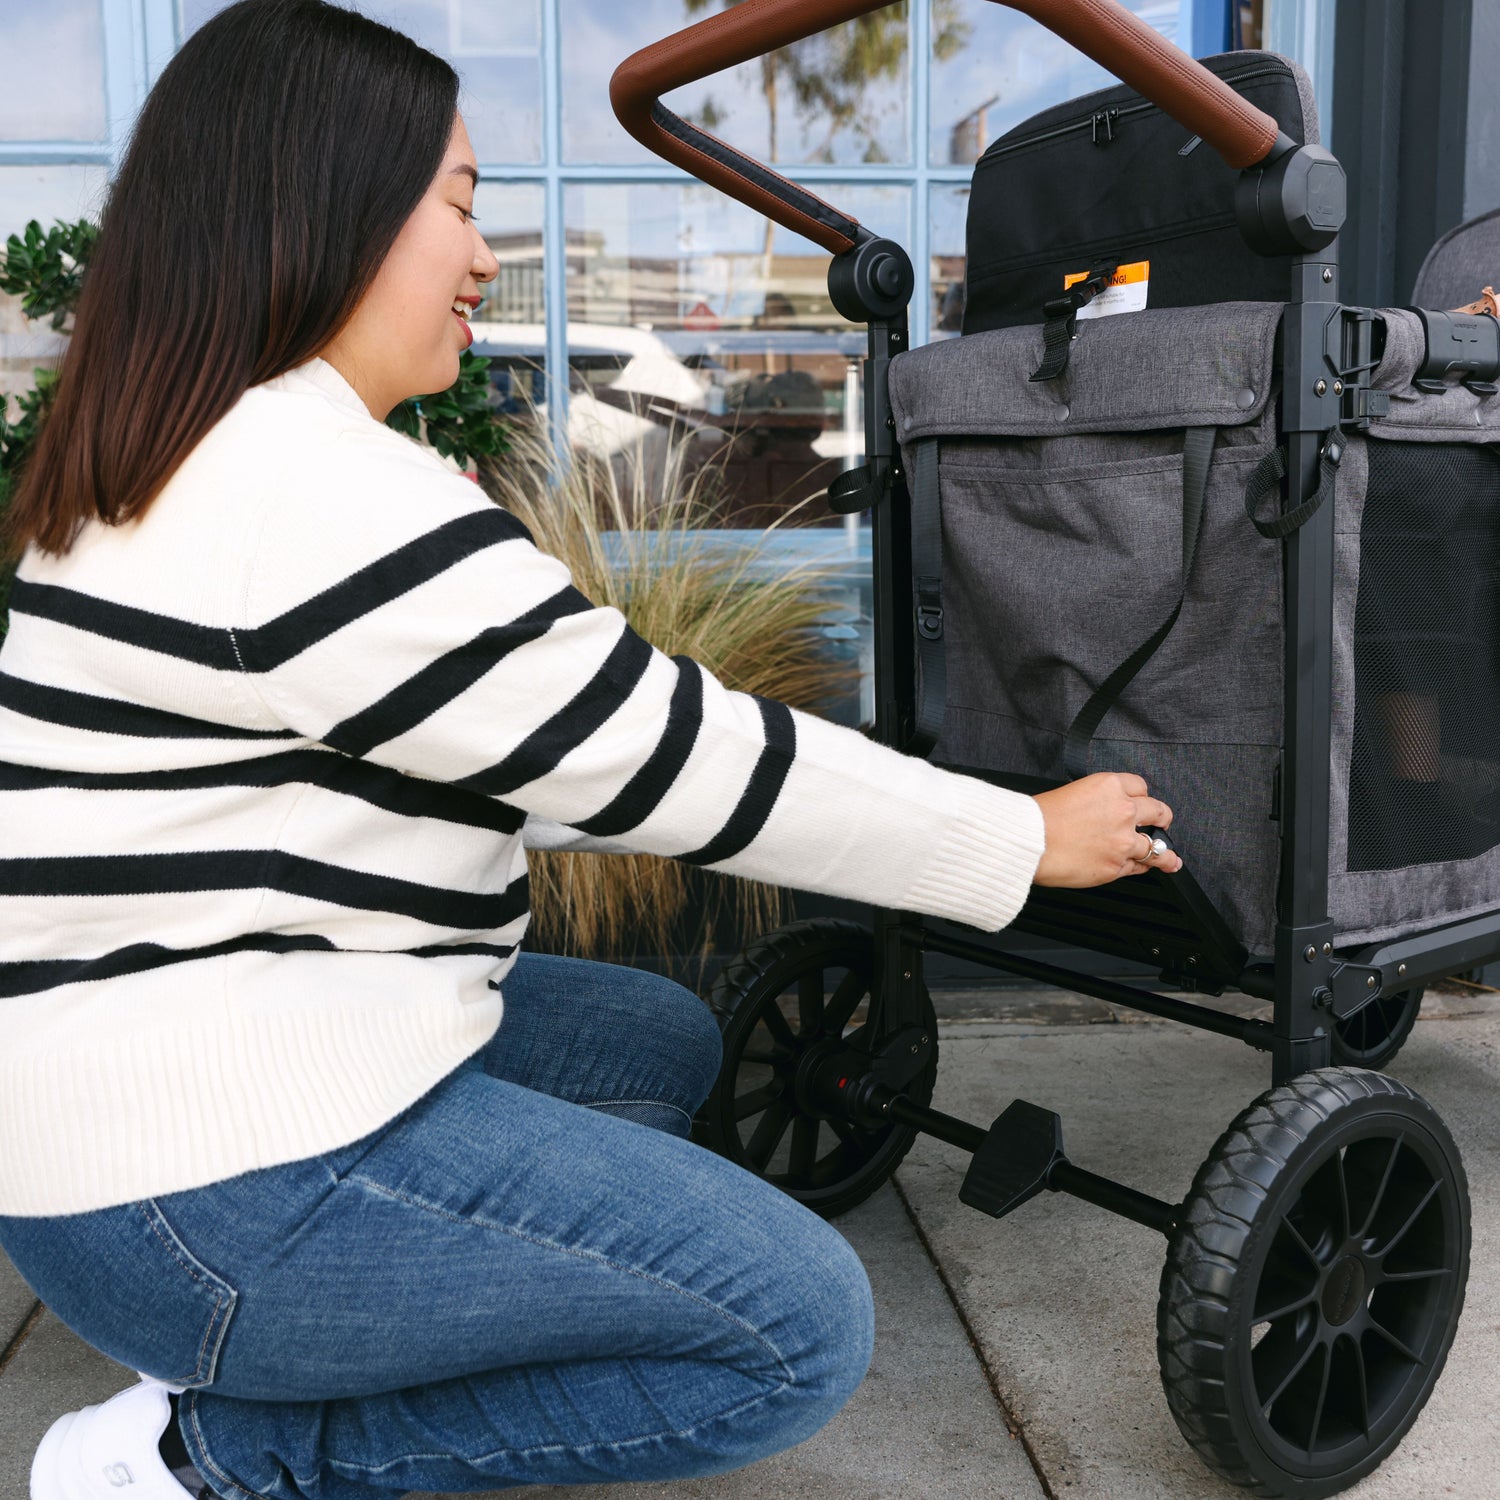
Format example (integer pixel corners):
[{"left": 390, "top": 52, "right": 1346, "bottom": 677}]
[{"left": 611, "top": 3, "right": 1492, "bottom": 1494}]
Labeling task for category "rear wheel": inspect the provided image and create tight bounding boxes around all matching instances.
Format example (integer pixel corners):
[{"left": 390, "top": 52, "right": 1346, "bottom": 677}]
[
  {"left": 700, "top": 919, "right": 937, "bottom": 1219},
  {"left": 1329, "top": 987, "right": 1422, "bottom": 1070}
]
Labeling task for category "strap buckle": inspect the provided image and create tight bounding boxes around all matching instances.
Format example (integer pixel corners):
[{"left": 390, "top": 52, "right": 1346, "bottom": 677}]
[{"left": 915, "top": 603, "right": 944, "bottom": 641}]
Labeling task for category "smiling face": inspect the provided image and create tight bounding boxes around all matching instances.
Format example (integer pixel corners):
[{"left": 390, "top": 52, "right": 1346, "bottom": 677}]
[{"left": 319, "top": 114, "right": 498, "bottom": 419}]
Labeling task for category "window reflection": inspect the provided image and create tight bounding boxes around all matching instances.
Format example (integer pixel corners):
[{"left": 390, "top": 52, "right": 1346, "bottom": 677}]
[
  {"left": 466, "top": 182, "right": 546, "bottom": 414},
  {"left": 562, "top": 181, "right": 907, "bottom": 527},
  {"left": 1, "top": 0, "right": 106, "bottom": 142},
  {"left": 563, "top": 0, "right": 910, "bottom": 167},
  {"left": 930, "top": 0, "right": 1194, "bottom": 165},
  {"left": 179, "top": 0, "right": 543, "bottom": 163},
  {"left": 929, "top": 185, "right": 970, "bottom": 339}
]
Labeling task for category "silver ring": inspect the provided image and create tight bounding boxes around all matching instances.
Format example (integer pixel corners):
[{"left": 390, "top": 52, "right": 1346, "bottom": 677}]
[{"left": 1135, "top": 832, "right": 1167, "bottom": 864}]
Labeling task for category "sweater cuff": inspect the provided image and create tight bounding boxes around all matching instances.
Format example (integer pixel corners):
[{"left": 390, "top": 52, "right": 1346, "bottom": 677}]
[{"left": 901, "top": 777, "right": 1046, "bottom": 931}]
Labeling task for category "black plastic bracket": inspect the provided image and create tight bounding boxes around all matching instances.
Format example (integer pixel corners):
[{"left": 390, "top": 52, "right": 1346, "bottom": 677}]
[
  {"left": 1234, "top": 133, "right": 1347, "bottom": 257},
  {"left": 802, "top": 1023, "right": 934, "bottom": 1130},
  {"left": 1324, "top": 960, "right": 1386, "bottom": 1021},
  {"left": 828, "top": 232, "right": 916, "bottom": 325},
  {"left": 959, "top": 1101, "right": 1065, "bottom": 1220}
]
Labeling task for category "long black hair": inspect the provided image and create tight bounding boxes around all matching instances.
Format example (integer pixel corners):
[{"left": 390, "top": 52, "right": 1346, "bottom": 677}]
[{"left": 4, "top": 0, "right": 458, "bottom": 557}]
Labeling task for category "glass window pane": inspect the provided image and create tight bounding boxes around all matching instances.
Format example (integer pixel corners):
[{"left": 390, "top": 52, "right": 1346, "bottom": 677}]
[
  {"left": 0, "top": 163, "right": 109, "bottom": 246},
  {"left": 930, "top": 0, "right": 1198, "bottom": 165},
  {"left": 1, "top": 0, "right": 106, "bottom": 141},
  {"left": 467, "top": 181, "right": 546, "bottom": 415},
  {"left": 180, "top": 0, "right": 543, "bottom": 164},
  {"left": 564, "top": 181, "right": 908, "bottom": 528},
  {"left": 928, "top": 183, "right": 970, "bottom": 340},
  {"left": 563, "top": 0, "right": 911, "bottom": 167}
]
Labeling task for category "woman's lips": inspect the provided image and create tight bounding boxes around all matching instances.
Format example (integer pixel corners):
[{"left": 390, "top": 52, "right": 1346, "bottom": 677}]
[{"left": 452, "top": 309, "right": 473, "bottom": 348}]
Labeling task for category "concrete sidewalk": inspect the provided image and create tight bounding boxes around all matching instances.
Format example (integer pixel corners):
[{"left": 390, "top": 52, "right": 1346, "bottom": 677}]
[{"left": 3, "top": 985, "right": 1495, "bottom": 1499}]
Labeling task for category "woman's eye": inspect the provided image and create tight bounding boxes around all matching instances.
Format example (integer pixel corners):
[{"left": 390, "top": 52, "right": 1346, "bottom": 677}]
[{"left": 459, "top": 206, "right": 480, "bottom": 224}]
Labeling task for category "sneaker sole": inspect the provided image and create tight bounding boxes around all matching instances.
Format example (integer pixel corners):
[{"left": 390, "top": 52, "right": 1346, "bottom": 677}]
[{"left": 30, "top": 1409, "right": 82, "bottom": 1500}]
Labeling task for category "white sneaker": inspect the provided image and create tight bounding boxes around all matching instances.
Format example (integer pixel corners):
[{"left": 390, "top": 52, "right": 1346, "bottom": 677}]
[{"left": 30, "top": 1377, "right": 203, "bottom": 1498}]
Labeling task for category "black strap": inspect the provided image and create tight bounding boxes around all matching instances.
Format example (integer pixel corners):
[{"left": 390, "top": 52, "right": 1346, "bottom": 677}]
[
  {"left": 1030, "top": 265, "right": 1116, "bottom": 383},
  {"left": 1063, "top": 427, "right": 1215, "bottom": 780},
  {"left": 1030, "top": 314, "right": 1077, "bottom": 382},
  {"left": 1244, "top": 435, "right": 1343, "bottom": 539},
  {"left": 909, "top": 441, "right": 946, "bottom": 753}
]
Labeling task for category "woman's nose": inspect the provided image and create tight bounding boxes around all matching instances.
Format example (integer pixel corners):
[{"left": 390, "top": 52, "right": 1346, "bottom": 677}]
[{"left": 472, "top": 229, "right": 499, "bottom": 284}]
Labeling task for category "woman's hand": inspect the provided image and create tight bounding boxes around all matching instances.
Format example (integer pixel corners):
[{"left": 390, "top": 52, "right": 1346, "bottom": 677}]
[{"left": 1032, "top": 773, "right": 1184, "bottom": 887}]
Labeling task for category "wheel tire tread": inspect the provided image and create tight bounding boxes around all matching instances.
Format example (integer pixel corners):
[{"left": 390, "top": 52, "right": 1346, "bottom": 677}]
[{"left": 1157, "top": 1066, "right": 1466, "bottom": 1499}]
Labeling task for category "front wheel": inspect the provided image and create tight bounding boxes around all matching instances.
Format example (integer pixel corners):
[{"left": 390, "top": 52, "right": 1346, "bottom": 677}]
[
  {"left": 699, "top": 919, "right": 937, "bottom": 1219},
  {"left": 1158, "top": 1067, "right": 1469, "bottom": 1497}
]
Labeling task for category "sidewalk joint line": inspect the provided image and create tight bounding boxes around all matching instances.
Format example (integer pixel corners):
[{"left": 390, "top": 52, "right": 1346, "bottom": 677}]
[
  {"left": 891, "top": 1173, "right": 1058, "bottom": 1500},
  {"left": 0, "top": 1301, "right": 44, "bottom": 1378}
]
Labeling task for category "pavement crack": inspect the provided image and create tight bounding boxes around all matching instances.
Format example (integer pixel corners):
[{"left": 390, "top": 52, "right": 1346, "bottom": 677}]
[
  {"left": 891, "top": 1172, "right": 1058, "bottom": 1500},
  {"left": 0, "top": 1300, "right": 43, "bottom": 1378}
]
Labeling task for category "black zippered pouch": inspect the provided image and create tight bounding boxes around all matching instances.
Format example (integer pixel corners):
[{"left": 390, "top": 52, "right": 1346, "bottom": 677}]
[{"left": 961, "top": 51, "right": 1316, "bottom": 335}]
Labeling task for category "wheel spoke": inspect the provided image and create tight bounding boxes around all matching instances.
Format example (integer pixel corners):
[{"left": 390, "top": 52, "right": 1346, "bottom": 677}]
[
  {"left": 1350, "top": 1333, "right": 1371, "bottom": 1439},
  {"left": 1379, "top": 1265, "right": 1453, "bottom": 1284},
  {"left": 759, "top": 1001, "right": 797, "bottom": 1050},
  {"left": 739, "top": 1048, "right": 784, "bottom": 1066},
  {"left": 1253, "top": 1289, "right": 1319, "bottom": 1325},
  {"left": 1372, "top": 1178, "right": 1442, "bottom": 1260},
  {"left": 1331, "top": 1148, "right": 1352, "bottom": 1244},
  {"left": 1366, "top": 1316, "right": 1426, "bottom": 1367},
  {"left": 1357, "top": 1139, "right": 1404, "bottom": 1240},
  {"left": 745, "top": 1100, "right": 794, "bottom": 1168},
  {"left": 1280, "top": 1215, "right": 1323, "bottom": 1273},
  {"left": 824, "top": 970, "right": 869, "bottom": 1035},
  {"left": 1257, "top": 1322, "right": 1321, "bottom": 1411},
  {"left": 733, "top": 1082, "right": 784, "bottom": 1122},
  {"left": 789, "top": 1114, "right": 820, "bottom": 1179},
  {"left": 1306, "top": 1342, "right": 1333, "bottom": 1455},
  {"left": 797, "top": 974, "right": 825, "bottom": 1034},
  {"left": 828, "top": 1117, "right": 859, "bottom": 1145}
]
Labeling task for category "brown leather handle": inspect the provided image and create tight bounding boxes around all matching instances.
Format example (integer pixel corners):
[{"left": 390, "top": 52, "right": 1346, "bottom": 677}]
[{"left": 610, "top": 0, "right": 1282, "bottom": 255}]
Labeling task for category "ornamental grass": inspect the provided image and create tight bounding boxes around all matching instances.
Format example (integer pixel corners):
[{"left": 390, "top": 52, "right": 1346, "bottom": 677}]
[{"left": 478, "top": 396, "right": 855, "bottom": 966}]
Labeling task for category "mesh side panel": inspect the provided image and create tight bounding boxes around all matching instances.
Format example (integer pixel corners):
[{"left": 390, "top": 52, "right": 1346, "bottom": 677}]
[{"left": 1347, "top": 440, "right": 1500, "bottom": 872}]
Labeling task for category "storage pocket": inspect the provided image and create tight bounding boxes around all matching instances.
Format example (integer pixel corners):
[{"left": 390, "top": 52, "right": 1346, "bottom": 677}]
[
  {"left": 939, "top": 445, "right": 1186, "bottom": 742},
  {"left": 0, "top": 1197, "right": 237, "bottom": 1388}
]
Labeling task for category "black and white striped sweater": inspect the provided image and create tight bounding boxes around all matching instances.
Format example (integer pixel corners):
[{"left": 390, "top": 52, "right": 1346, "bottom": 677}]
[{"left": 0, "top": 358, "right": 1044, "bottom": 1215}]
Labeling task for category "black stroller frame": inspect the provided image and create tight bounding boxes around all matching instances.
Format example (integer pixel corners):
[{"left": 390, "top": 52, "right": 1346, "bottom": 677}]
[{"left": 614, "top": 3, "right": 1486, "bottom": 1494}]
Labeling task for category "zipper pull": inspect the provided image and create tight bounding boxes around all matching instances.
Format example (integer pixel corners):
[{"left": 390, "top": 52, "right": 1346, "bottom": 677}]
[{"left": 1091, "top": 108, "right": 1120, "bottom": 146}]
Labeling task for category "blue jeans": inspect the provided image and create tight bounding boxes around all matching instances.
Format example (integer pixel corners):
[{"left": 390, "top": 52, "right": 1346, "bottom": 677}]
[{"left": 0, "top": 954, "right": 875, "bottom": 1498}]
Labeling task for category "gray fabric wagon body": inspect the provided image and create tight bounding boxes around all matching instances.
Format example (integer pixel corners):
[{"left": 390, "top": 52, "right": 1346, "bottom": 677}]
[{"left": 889, "top": 304, "right": 1500, "bottom": 957}]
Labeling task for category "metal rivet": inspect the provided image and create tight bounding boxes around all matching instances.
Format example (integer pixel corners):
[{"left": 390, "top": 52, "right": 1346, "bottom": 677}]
[
  {"left": 1186, "top": 955, "right": 1197, "bottom": 966},
  {"left": 1398, "top": 963, "right": 1407, "bottom": 978},
  {"left": 1323, "top": 942, "right": 1332, "bottom": 956},
  {"left": 1367, "top": 974, "right": 1378, "bottom": 988},
  {"left": 920, "top": 1034, "right": 929, "bottom": 1044},
  {"left": 1322, "top": 268, "right": 1334, "bottom": 283},
  {"left": 1235, "top": 387, "right": 1257, "bottom": 410},
  {"left": 1150, "top": 947, "right": 1161, "bottom": 958},
  {"left": 1333, "top": 380, "right": 1344, "bottom": 395},
  {"left": 903, "top": 970, "right": 912, "bottom": 979},
  {"left": 1315, "top": 379, "right": 1328, "bottom": 396},
  {"left": 1056, "top": 403, "right": 1070, "bottom": 422},
  {"left": 1303, "top": 945, "right": 1317, "bottom": 962},
  {"left": 910, "top": 1043, "right": 920, "bottom": 1054}
]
